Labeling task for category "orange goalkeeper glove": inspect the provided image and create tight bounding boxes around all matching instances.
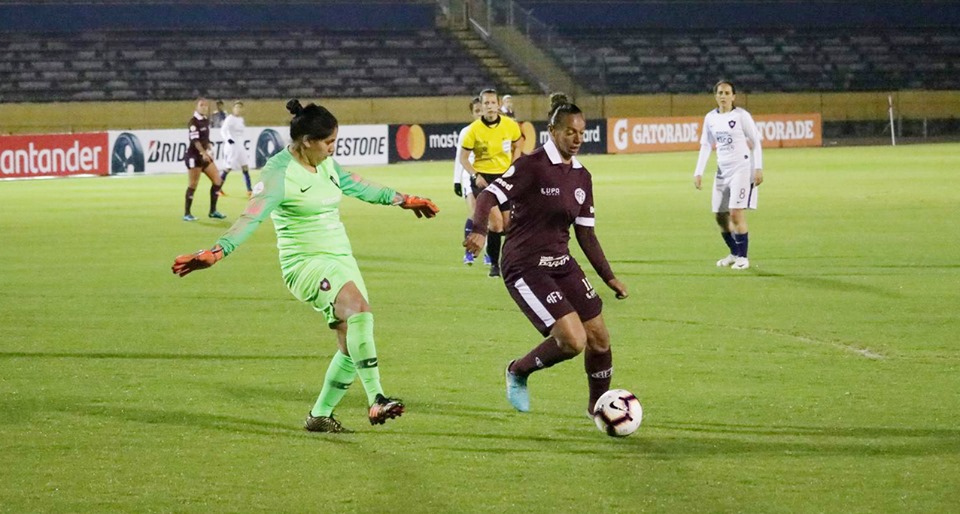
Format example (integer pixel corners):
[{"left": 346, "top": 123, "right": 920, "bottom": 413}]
[
  {"left": 172, "top": 246, "right": 224, "bottom": 277},
  {"left": 399, "top": 194, "right": 439, "bottom": 219}
]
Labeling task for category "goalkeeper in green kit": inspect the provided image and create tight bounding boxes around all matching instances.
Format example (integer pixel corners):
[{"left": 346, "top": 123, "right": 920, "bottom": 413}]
[{"left": 172, "top": 99, "right": 439, "bottom": 433}]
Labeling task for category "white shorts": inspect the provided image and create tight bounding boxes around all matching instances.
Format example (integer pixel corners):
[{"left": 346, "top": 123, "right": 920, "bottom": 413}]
[
  {"left": 224, "top": 143, "right": 249, "bottom": 170},
  {"left": 459, "top": 170, "right": 473, "bottom": 198},
  {"left": 712, "top": 161, "right": 758, "bottom": 213}
]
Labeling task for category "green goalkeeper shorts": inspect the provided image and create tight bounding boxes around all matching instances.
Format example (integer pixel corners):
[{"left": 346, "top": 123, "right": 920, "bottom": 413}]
[{"left": 282, "top": 254, "right": 369, "bottom": 326}]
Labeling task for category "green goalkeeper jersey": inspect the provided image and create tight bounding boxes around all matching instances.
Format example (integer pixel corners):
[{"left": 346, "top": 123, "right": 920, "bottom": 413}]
[{"left": 215, "top": 148, "right": 397, "bottom": 269}]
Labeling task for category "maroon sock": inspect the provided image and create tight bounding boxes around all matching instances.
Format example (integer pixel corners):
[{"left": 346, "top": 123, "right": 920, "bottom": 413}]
[
  {"left": 184, "top": 187, "right": 196, "bottom": 215},
  {"left": 510, "top": 337, "right": 577, "bottom": 377},
  {"left": 584, "top": 347, "right": 613, "bottom": 412}
]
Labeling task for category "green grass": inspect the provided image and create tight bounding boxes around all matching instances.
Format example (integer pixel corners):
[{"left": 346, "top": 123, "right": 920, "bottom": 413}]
[{"left": 1, "top": 144, "right": 958, "bottom": 513}]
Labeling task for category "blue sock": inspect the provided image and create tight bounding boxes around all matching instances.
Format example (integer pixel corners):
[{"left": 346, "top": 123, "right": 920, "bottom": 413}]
[
  {"left": 721, "top": 232, "right": 737, "bottom": 254},
  {"left": 242, "top": 170, "right": 252, "bottom": 191},
  {"left": 733, "top": 232, "right": 749, "bottom": 258},
  {"left": 464, "top": 218, "right": 474, "bottom": 240},
  {"left": 219, "top": 171, "right": 228, "bottom": 183}
]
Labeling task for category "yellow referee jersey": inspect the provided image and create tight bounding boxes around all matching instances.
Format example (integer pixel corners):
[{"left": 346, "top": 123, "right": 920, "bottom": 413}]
[{"left": 462, "top": 115, "right": 522, "bottom": 175}]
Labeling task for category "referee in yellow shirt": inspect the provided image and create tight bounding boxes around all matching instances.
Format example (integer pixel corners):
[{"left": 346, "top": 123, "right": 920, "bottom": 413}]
[{"left": 458, "top": 88, "right": 523, "bottom": 277}]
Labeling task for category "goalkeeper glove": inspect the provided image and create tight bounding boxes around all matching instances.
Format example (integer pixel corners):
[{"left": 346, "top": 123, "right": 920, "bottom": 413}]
[
  {"left": 399, "top": 194, "right": 439, "bottom": 219},
  {"left": 172, "top": 245, "right": 224, "bottom": 277},
  {"left": 453, "top": 183, "right": 462, "bottom": 197}
]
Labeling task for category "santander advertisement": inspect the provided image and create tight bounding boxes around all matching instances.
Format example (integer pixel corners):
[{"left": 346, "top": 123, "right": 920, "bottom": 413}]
[
  {"left": 0, "top": 133, "right": 109, "bottom": 178},
  {"left": 607, "top": 113, "right": 822, "bottom": 154}
]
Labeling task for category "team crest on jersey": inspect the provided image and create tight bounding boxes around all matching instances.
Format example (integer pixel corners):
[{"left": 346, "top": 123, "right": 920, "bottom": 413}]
[
  {"left": 574, "top": 188, "right": 586, "bottom": 205},
  {"left": 728, "top": 120, "right": 737, "bottom": 128},
  {"left": 320, "top": 279, "right": 331, "bottom": 291}
]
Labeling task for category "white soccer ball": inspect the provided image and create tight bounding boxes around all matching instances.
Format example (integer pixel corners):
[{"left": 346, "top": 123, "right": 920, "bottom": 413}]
[{"left": 593, "top": 389, "right": 643, "bottom": 437}]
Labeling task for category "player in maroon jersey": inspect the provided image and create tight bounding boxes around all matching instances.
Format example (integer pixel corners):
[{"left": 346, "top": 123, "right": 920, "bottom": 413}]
[
  {"left": 183, "top": 97, "right": 226, "bottom": 221},
  {"left": 464, "top": 99, "right": 629, "bottom": 416}
]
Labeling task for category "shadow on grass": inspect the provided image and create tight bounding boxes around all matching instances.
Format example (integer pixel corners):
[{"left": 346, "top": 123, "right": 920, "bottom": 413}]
[
  {"left": 658, "top": 420, "right": 960, "bottom": 439},
  {"left": 74, "top": 404, "right": 359, "bottom": 443},
  {"left": 751, "top": 270, "right": 902, "bottom": 298},
  {"left": 416, "top": 422, "right": 960, "bottom": 459},
  {"left": 620, "top": 316, "right": 884, "bottom": 359},
  {"left": 0, "top": 351, "right": 315, "bottom": 360},
  {"left": 9, "top": 396, "right": 958, "bottom": 458}
]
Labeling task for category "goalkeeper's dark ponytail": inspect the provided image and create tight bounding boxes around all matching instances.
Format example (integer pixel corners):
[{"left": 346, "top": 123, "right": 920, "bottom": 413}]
[{"left": 287, "top": 98, "right": 338, "bottom": 142}]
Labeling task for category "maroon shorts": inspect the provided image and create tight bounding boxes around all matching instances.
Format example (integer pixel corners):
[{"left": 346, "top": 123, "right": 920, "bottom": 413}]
[
  {"left": 502, "top": 258, "right": 603, "bottom": 336},
  {"left": 184, "top": 150, "right": 209, "bottom": 170}
]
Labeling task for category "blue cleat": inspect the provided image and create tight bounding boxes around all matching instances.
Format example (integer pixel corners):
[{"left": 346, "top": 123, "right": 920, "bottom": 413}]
[
  {"left": 505, "top": 360, "right": 530, "bottom": 412},
  {"left": 483, "top": 254, "right": 492, "bottom": 266},
  {"left": 463, "top": 251, "right": 474, "bottom": 266},
  {"left": 183, "top": 214, "right": 197, "bottom": 222}
]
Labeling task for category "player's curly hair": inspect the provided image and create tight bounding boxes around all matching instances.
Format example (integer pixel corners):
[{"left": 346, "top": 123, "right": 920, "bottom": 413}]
[
  {"left": 548, "top": 92, "right": 570, "bottom": 119},
  {"left": 548, "top": 92, "right": 582, "bottom": 128},
  {"left": 287, "top": 99, "right": 338, "bottom": 141}
]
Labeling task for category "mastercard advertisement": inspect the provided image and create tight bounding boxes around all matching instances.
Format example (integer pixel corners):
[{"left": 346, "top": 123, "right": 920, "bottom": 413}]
[{"left": 389, "top": 120, "right": 607, "bottom": 163}]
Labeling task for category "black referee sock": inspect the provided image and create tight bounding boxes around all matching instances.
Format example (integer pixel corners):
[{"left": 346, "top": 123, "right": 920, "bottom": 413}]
[
  {"left": 210, "top": 185, "right": 221, "bottom": 213},
  {"left": 184, "top": 187, "right": 196, "bottom": 215},
  {"left": 487, "top": 231, "right": 502, "bottom": 266}
]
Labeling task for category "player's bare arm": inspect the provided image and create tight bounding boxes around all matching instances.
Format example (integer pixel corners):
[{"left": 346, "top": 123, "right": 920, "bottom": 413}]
[{"left": 459, "top": 147, "right": 485, "bottom": 187}]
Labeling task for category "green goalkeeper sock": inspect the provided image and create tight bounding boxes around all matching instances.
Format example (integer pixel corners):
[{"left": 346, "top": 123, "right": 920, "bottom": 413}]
[
  {"left": 346, "top": 312, "right": 384, "bottom": 405},
  {"left": 310, "top": 350, "right": 356, "bottom": 417}
]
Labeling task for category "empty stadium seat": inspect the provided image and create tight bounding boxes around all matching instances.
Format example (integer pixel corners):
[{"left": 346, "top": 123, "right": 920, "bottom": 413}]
[
  {"left": 527, "top": 27, "right": 960, "bottom": 94},
  {"left": 0, "top": 28, "right": 500, "bottom": 102}
]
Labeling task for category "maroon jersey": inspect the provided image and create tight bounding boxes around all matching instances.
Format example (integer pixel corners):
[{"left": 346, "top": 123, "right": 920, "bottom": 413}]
[
  {"left": 185, "top": 112, "right": 210, "bottom": 160},
  {"left": 483, "top": 140, "right": 611, "bottom": 280}
]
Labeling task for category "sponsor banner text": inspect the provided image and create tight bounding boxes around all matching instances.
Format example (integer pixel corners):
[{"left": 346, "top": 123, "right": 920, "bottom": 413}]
[
  {"left": 607, "top": 113, "right": 822, "bottom": 153},
  {"left": 0, "top": 132, "right": 109, "bottom": 178}
]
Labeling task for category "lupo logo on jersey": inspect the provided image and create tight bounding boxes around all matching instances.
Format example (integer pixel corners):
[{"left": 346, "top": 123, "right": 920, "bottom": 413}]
[
  {"left": 394, "top": 124, "right": 426, "bottom": 160},
  {"left": 256, "top": 129, "right": 285, "bottom": 168},
  {"left": 111, "top": 132, "right": 145, "bottom": 174}
]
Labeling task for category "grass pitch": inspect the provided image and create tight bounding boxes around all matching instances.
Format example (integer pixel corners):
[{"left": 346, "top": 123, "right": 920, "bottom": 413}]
[{"left": 1, "top": 144, "right": 958, "bottom": 513}]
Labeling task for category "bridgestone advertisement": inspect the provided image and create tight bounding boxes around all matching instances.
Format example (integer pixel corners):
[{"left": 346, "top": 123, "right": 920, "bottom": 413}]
[
  {"left": 389, "top": 120, "right": 607, "bottom": 164},
  {"left": 108, "top": 124, "right": 388, "bottom": 174}
]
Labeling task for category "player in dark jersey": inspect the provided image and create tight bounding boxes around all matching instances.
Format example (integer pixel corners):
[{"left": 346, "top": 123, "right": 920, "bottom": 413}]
[
  {"left": 464, "top": 100, "right": 629, "bottom": 416},
  {"left": 183, "top": 97, "right": 226, "bottom": 221}
]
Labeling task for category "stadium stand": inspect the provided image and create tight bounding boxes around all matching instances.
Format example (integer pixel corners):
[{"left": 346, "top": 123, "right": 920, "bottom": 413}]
[
  {"left": 0, "top": 28, "right": 501, "bottom": 102},
  {"left": 533, "top": 28, "right": 960, "bottom": 94}
]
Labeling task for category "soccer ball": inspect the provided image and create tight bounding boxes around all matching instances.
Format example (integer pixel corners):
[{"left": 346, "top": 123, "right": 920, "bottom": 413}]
[{"left": 592, "top": 389, "right": 643, "bottom": 437}]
